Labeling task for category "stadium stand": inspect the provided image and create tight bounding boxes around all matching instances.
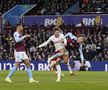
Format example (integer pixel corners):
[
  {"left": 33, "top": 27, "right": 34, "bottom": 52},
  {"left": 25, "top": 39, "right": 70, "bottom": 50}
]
[
  {"left": 25, "top": 0, "right": 77, "bottom": 15},
  {"left": 1, "top": 0, "right": 108, "bottom": 14},
  {"left": 79, "top": 0, "right": 108, "bottom": 13},
  {"left": 0, "top": 0, "right": 77, "bottom": 15}
]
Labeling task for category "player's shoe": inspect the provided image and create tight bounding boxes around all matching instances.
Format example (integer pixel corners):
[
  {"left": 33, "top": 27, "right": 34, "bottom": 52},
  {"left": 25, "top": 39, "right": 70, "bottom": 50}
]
[
  {"left": 29, "top": 79, "right": 39, "bottom": 83},
  {"left": 61, "top": 73, "right": 64, "bottom": 77},
  {"left": 70, "top": 73, "right": 76, "bottom": 76},
  {"left": 5, "top": 77, "right": 13, "bottom": 83},
  {"left": 56, "top": 79, "right": 61, "bottom": 82}
]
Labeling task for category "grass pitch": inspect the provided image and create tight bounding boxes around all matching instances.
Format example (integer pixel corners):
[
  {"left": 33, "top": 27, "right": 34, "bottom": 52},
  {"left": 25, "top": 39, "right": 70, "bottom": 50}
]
[{"left": 0, "top": 71, "right": 108, "bottom": 90}]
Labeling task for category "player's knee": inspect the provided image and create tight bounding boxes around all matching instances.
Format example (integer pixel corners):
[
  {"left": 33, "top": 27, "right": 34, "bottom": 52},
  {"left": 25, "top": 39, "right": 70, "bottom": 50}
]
[
  {"left": 15, "top": 62, "right": 20, "bottom": 68},
  {"left": 26, "top": 63, "right": 30, "bottom": 68}
]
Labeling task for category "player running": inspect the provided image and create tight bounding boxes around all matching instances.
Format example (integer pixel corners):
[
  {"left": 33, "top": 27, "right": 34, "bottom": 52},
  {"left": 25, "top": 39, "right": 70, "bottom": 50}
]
[
  {"left": 5, "top": 24, "right": 39, "bottom": 83},
  {"left": 37, "top": 27, "right": 71, "bottom": 82}
]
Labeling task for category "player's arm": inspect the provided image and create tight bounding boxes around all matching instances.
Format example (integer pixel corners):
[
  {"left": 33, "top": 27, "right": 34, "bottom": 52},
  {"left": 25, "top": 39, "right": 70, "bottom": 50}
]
[
  {"left": 38, "top": 37, "right": 51, "bottom": 48},
  {"left": 62, "top": 34, "right": 67, "bottom": 46},
  {"left": 14, "top": 32, "right": 30, "bottom": 43},
  {"left": 65, "top": 32, "right": 77, "bottom": 40},
  {"left": 78, "top": 44, "right": 84, "bottom": 64}
]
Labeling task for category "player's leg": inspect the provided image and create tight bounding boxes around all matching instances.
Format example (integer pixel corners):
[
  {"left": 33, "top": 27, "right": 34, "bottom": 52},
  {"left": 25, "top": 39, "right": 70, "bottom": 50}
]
[
  {"left": 54, "top": 58, "right": 62, "bottom": 82},
  {"left": 23, "top": 59, "right": 39, "bottom": 83},
  {"left": 56, "top": 64, "right": 61, "bottom": 82},
  {"left": 49, "top": 57, "right": 62, "bottom": 82},
  {"left": 49, "top": 59, "right": 64, "bottom": 77},
  {"left": 48, "top": 53, "right": 63, "bottom": 63},
  {"left": 48, "top": 48, "right": 65, "bottom": 64},
  {"left": 5, "top": 51, "right": 21, "bottom": 83},
  {"left": 5, "top": 61, "right": 20, "bottom": 83},
  {"left": 62, "top": 55, "right": 74, "bottom": 75},
  {"left": 55, "top": 67, "right": 65, "bottom": 77}
]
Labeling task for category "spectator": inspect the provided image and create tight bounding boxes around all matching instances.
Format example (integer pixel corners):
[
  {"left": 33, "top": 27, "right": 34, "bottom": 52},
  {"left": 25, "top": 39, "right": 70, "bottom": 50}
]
[{"left": 80, "top": 0, "right": 108, "bottom": 13}]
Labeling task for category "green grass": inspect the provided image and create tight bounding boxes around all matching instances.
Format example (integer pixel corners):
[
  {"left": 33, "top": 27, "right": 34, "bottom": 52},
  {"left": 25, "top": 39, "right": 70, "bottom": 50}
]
[{"left": 0, "top": 71, "right": 108, "bottom": 90}]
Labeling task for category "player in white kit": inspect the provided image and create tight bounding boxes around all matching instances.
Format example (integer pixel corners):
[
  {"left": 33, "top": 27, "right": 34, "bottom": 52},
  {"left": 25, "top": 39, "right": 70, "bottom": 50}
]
[
  {"left": 5, "top": 24, "right": 39, "bottom": 83},
  {"left": 48, "top": 32, "right": 85, "bottom": 72},
  {"left": 37, "top": 27, "right": 71, "bottom": 82}
]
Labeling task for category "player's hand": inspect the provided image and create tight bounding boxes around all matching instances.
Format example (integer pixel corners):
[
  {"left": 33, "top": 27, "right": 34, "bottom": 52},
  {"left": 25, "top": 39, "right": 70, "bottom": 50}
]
[
  {"left": 36, "top": 46, "right": 40, "bottom": 49},
  {"left": 61, "top": 39, "right": 64, "bottom": 43},
  {"left": 25, "top": 34, "right": 31, "bottom": 38}
]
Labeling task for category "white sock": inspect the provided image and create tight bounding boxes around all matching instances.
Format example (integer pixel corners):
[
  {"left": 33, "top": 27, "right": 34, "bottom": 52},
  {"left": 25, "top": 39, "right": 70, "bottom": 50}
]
[
  {"left": 67, "top": 62, "right": 73, "bottom": 74},
  {"left": 56, "top": 64, "right": 61, "bottom": 80}
]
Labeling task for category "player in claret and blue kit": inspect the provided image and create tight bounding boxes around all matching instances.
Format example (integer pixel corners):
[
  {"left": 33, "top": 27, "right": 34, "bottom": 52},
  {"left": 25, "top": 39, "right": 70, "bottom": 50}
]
[{"left": 5, "top": 24, "right": 39, "bottom": 83}]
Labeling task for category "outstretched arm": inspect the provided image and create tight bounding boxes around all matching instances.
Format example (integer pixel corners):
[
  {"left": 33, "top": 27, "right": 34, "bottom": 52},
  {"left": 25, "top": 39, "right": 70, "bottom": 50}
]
[
  {"left": 65, "top": 32, "right": 77, "bottom": 40},
  {"left": 38, "top": 37, "right": 51, "bottom": 48},
  {"left": 14, "top": 32, "right": 30, "bottom": 43},
  {"left": 79, "top": 44, "right": 84, "bottom": 64},
  {"left": 62, "top": 34, "right": 67, "bottom": 46}
]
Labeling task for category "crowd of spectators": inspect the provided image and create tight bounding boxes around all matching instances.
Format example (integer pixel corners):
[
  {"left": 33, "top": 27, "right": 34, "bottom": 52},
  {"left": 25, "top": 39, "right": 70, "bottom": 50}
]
[
  {"left": 80, "top": 0, "right": 108, "bottom": 13},
  {"left": 26, "top": 0, "right": 77, "bottom": 15},
  {"left": 0, "top": 0, "right": 77, "bottom": 15},
  {"left": 1, "top": 0, "right": 108, "bottom": 15},
  {"left": 0, "top": 22, "right": 108, "bottom": 61},
  {"left": 0, "top": 0, "right": 75, "bottom": 15}
]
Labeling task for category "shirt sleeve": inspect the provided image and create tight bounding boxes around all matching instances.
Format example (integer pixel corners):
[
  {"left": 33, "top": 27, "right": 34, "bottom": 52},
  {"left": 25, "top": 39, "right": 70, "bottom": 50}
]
[
  {"left": 14, "top": 32, "right": 26, "bottom": 43},
  {"left": 78, "top": 44, "right": 84, "bottom": 62},
  {"left": 38, "top": 37, "right": 51, "bottom": 48},
  {"left": 65, "top": 32, "right": 77, "bottom": 40}
]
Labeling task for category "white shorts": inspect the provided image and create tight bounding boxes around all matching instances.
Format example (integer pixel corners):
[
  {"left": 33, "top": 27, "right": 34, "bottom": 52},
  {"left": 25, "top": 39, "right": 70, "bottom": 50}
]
[{"left": 14, "top": 51, "right": 29, "bottom": 62}]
